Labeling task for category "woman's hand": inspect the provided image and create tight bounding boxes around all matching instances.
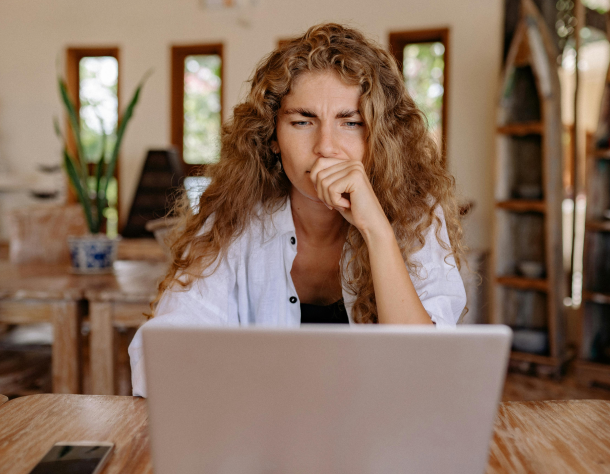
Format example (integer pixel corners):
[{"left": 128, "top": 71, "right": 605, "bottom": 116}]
[
  {"left": 310, "top": 157, "right": 432, "bottom": 324},
  {"left": 309, "top": 157, "right": 390, "bottom": 236}
]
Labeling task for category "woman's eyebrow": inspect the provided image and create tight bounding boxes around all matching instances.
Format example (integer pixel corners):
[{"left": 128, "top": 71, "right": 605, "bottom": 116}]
[
  {"left": 335, "top": 109, "right": 360, "bottom": 119},
  {"left": 283, "top": 108, "right": 317, "bottom": 117},
  {"left": 282, "top": 108, "right": 361, "bottom": 119}
]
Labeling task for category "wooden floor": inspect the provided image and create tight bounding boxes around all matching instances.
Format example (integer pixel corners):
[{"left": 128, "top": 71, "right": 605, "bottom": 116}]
[
  {"left": 2, "top": 334, "right": 610, "bottom": 401},
  {"left": 502, "top": 370, "right": 610, "bottom": 401},
  {"left": 0, "top": 347, "right": 52, "bottom": 397}
]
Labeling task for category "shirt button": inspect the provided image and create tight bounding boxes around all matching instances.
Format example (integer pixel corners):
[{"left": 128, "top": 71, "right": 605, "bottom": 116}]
[
  {"left": 290, "top": 236, "right": 296, "bottom": 245},
  {"left": 289, "top": 296, "right": 297, "bottom": 304}
]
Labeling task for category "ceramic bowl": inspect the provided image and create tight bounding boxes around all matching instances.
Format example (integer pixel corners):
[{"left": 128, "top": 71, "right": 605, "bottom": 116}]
[
  {"left": 517, "top": 261, "right": 545, "bottom": 279},
  {"left": 512, "top": 329, "right": 548, "bottom": 354},
  {"left": 515, "top": 184, "right": 543, "bottom": 200}
]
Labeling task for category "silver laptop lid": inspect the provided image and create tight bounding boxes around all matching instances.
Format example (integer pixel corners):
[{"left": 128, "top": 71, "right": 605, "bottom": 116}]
[{"left": 143, "top": 325, "right": 511, "bottom": 474}]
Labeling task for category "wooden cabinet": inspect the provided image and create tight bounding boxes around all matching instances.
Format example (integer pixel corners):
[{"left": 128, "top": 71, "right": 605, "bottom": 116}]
[
  {"left": 491, "top": 0, "right": 566, "bottom": 374},
  {"left": 575, "top": 73, "right": 610, "bottom": 386}
]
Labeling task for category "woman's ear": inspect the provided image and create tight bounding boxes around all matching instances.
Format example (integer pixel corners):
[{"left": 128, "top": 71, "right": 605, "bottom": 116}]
[{"left": 270, "top": 140, "right": 280, "bottom": 154}]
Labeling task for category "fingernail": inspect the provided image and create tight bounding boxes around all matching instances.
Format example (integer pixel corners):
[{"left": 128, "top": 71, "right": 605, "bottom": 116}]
[{"left": 327, "top": 205, "right": 333, "bottom": 211}]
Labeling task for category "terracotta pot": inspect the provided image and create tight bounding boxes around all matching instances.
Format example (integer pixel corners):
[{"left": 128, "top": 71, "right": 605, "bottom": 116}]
[{"left": 67, "top": 234, "right": 121, "bottom": 274}]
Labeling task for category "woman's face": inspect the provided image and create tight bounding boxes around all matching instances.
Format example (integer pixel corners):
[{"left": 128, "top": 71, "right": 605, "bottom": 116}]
[{"left": 275, "top": 71, "right": 366, "bottom": 203}]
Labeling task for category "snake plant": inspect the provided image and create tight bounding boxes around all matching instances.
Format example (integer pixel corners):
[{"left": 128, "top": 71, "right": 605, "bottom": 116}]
[{"left": 54, "top": 71, "right": 150, "bottom": 234}]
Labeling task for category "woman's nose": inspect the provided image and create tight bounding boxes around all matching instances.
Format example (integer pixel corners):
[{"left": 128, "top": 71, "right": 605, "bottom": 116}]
[{"left": 313, "top": 124, "right": 339, "bottom": 157}]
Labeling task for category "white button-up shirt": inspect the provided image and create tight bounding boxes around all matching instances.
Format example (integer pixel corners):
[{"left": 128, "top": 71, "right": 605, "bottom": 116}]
[{"left": 129, "top": 198, "right": 466, "bottom": 396}]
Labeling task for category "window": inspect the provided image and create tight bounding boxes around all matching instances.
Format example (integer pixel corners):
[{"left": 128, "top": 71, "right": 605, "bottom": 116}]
[
  {"left": 389, "top": 29, "right": 450, "bottom": 163},
  {"left": 171, "top": 44, "right": 223, "bottom": 175},
  {"left": 66, "top": 47, "right": 120, "bottom": 236}
]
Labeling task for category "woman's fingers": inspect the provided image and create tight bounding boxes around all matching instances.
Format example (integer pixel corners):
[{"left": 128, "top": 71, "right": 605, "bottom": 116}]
[
  {"left": 310, "top": 157, "right": 389, "bottom": 232},
  {"left": 328, "top": 181, "right": 352, "bottom": 210},
  {"left": 325, "top": 173, "right": 353, "bottom": 209},
  {"left": 315, "top": 163, "right": 360, "bottom": 210},
  {"left": 310, "top": 158, "right": 345, "bottom": 207},
  {"left": 310, "top": 158, "right": 349, "bottom": 190}
]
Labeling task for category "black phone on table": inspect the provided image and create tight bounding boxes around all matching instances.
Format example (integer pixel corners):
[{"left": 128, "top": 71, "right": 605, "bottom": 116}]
[{"left": 28, "top": 441, "right": 114, "bottom": 474}]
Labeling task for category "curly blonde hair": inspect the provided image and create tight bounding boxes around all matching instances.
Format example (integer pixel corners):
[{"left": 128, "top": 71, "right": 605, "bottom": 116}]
[{"left": 155, "top": 22, "right": 465, "bottom": 324}]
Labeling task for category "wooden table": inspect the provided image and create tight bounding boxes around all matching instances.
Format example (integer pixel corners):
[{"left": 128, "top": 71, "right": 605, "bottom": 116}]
[
  {"left": 0, "top": 259, "right": 167, "bottom": 395},
  {"left": 489, "top": 400, "right": 610, "bottom": 473},
  {"left": 0, "top": 394, "right": 151, "bottom": 474},
  {"left": 0, "top": 395, "right": 608, "bottom": 473},
  {"left": 0, "top": 262, "right": 86, "bottom": 393},
  {"left": 85, "top": 260, "right": 167, "bottom": 395}
]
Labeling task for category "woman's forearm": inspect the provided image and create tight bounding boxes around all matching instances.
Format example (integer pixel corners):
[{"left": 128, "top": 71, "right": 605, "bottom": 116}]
[{"left": 361, "top": 223, "right": 433, "bottom": 325}]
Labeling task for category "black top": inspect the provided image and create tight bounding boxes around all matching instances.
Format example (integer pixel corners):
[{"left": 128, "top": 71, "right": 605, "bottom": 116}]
[{"left": 300, "top": 298, "right": 349, "bottom": 325}]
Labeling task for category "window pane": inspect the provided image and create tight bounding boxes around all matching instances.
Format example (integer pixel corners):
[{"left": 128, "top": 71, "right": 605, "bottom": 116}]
[
  {"left": 183, "top": 54, "right": 221, "bottom": 165},
  {"left": 79, "top": 56, "right": 119, "bottom": 237},
  {"left": 403, "top": 42, "right": 445, "bottom": 144},
  {"left": 79, "top": 57, "right": 118, "bottom": 163}
]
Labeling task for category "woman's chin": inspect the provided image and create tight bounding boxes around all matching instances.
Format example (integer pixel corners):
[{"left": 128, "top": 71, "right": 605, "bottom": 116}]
[{"left": 289, "top": 186, "right": 325, "bottom": 206}]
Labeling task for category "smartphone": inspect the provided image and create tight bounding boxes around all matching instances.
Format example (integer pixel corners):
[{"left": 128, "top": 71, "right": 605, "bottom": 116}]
[{"left": 28, "top": 441, "right": 114, "bottom": 474}]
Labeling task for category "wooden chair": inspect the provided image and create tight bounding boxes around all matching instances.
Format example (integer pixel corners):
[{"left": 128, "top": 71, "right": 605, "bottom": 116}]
[
  {"left": 86, "top": 260, "right": 168, "bottom": 395},
  {"left": 1, "top": 206, "right": 88, "bottom": 394},
  {"left": 7, "top": 205, "right": 87, "bottom": 264}
]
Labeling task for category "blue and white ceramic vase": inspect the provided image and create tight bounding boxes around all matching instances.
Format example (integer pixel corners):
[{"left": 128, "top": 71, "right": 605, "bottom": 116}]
[{"left": 67, "top": 234, "right": 120, "bottom": 274}]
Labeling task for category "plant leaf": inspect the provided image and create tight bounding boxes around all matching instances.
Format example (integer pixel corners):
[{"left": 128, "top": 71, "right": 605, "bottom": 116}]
[
  {"left": 104, "top": 69, "right": 153, "bottom": 192},
  {"left": 53, "top": 116, "right": 63, "bottom": 139},
  {"left": 58, "top": 77, "right": 88, "bottom": 183},
  {"left": 63, "top": 148, "right": 95, "bottom": 233},
  {"left": 94, "top": 122, "right": 107, "bottom": 233}
]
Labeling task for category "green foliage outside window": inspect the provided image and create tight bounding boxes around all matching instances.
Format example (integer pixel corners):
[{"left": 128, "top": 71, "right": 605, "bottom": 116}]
[
  {"left": 582, "top": 0, "right": 609, "bottom": 14},
  {"left": 403, "top": 42, "right": 445, "bottom": 141},
  {"left": 183, "top": 54, "right": 222, "bottom": 165},
  {"left": 79, "top": 57, "right": 118, "bottom": 164},
  {"left": 79, "top": 57, "right": 119, "bottom": 236}
]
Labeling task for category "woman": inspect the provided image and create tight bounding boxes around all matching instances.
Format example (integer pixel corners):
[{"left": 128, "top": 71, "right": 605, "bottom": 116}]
[{"left": 129, "top": 23, "right": 466, "bottom": 397}]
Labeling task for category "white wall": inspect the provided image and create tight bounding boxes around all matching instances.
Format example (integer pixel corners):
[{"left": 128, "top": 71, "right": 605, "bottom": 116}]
[{"left": 0, "top": 0, "right": 503, "bottom": 249}]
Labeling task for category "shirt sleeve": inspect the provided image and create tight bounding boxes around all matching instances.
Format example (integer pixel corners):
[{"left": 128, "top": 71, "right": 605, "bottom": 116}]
[
  {"left": 408, "top": 206, "right": 466, "bottom": 327},
  {"left": 128, "top": 244, "right": 238, "bottom": 397}
]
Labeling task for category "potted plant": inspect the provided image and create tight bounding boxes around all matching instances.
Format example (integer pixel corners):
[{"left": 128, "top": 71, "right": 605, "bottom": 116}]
[{"left": 54, "top": 72, "right": 150, "bottom": 273}]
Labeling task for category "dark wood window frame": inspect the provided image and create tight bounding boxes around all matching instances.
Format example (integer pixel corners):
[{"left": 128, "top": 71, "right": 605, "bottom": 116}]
[
  {"left": 389, "top": 28, "right": 450, "bottom": 164},
  {"left": 171, "top": 43, "right": 224, "bottom": 176},
  {"left": 66, "top": 46, "right": 121, "bottom": 226}
]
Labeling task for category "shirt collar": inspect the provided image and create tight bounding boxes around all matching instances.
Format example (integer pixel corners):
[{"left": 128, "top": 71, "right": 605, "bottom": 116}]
[
  {"left": 258, "top": 196, "right": 296, "bottom": 246},
  {"left": 271, "top": 196, "right": 295, "bottom": 235}
]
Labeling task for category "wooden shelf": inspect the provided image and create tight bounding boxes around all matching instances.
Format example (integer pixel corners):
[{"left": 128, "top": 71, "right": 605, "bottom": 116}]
[
  {"left": 590, "top": 148, "right": 610, "bottom": 159},
  {"left": 585, "top": 220, "right": 610, "bottom": 232},
  {"left": 493, "top": 2, "right": 565, "bottom": 374},
  {"left": 497, "top": 122, "right": 543, "bottom": 136},
  {"left": 575, "top": 359, "right": 610, "bottom": 371},
  {"left": 510, "top": 351, "right": 560, "bottom": 366},
  {"left": 496, "top": 200, "right": 546, "bottom": 213},
  {"left": 575, "top": 360, "right": 610, "bottom": 387},
  {"left": 583, "top": 291, "right": 610, "bottom": 305},
  {"left": 496, "top": 276, "right": 548, "bottom": 292}
]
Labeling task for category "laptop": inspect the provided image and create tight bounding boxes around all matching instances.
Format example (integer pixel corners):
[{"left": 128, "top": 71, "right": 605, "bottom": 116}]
[{"left": 143, "top": 325, "right": 511, "bottom": 474}]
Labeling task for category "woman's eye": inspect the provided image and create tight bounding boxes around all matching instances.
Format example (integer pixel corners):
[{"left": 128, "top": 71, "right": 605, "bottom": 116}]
[
  {"left": 292, "top": 121, "right": 310, "bottom": 126},
  {"left": 345, "top": 122, "right": 364, "bottom": 128}
]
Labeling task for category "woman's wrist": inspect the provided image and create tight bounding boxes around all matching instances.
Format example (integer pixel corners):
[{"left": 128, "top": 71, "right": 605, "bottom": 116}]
[
  {"left": 359, "top": 218, "right": 395, "bottom": 247},
  {"left": 361, "top": 218, "right": 433, "bottom": 325}
]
